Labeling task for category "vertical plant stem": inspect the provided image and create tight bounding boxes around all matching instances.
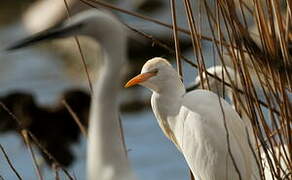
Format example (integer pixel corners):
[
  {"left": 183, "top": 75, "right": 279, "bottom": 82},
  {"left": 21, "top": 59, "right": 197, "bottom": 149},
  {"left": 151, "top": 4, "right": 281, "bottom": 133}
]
[
  {"left": 62, "top": 100, "right": 88, "bottom": 137},
  {"left": 170, "top": 0, "right": 183, "bottom": 79},
  {"left": 0, "top": 144, "right": 22, "bottom": 180},
  {"left": 52, "top": 163, "right": 60, "bottom": 180},
  {"left": 0, "top": 102, "right": 74, "bottom": 180},
  {"left": 64, "top": 0, "right": 93, "bottom": 93},
  {"left": 21, "top": 130, "right": 43, "bottom": 180}
]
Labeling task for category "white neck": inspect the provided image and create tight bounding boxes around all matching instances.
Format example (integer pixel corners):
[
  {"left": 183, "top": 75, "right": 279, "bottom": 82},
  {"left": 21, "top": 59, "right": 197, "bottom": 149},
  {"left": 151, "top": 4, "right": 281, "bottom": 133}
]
[
  {"left": 152, "top": 81, "right": 185, "bottom": 118},
  {"left": 87, "top": 43, "right": 135, "bottom": 180},
  {"left": 151, "top": 77, "right": 185, "bottom": 146}
]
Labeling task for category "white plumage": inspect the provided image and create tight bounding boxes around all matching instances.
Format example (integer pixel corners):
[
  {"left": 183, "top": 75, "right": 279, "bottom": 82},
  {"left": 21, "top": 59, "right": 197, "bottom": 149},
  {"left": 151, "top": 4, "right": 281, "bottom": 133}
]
[
  {"left": 125, "top": 57, "right": 259, "bottom": 180},
  {"left": 9, "top": 10, "right": 136, "bottom": 180},
  {"left": 192, "top": 65, "right": 291, "bottom": 180},
  {"left": 192, "top": 66, "right": 251, "bottom": 130}
]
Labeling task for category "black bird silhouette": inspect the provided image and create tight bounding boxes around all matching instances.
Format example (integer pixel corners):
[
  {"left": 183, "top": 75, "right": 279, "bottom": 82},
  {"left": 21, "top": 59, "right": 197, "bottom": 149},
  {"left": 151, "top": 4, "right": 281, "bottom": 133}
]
[
  {"left": 0, "top": 89, "right": 90, "bottom": 167},
  {"left": 0, "top": 88, "right": 150, "bottom": 167}
]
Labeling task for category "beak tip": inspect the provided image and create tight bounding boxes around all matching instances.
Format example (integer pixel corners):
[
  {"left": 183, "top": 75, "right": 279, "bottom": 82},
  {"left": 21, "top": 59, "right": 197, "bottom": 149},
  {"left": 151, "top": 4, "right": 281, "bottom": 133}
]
[
  {"left": 124, "top": 72, "right": 156, "bottom": 89},
  {"left": 124, "top": 84, "right": 129, "bottom": 88},
  {"left": 124, "top": 82, "right": 134, "bottom": 88},
  {"left": 5, "top": 44, "right": 19, "bottom": 51}
]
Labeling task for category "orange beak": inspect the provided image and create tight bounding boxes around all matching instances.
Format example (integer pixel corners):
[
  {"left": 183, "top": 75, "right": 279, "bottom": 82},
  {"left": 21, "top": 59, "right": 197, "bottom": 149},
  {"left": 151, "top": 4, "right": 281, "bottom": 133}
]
[{"left": 124, "top": 72, "right": 157, "bottom": 88}]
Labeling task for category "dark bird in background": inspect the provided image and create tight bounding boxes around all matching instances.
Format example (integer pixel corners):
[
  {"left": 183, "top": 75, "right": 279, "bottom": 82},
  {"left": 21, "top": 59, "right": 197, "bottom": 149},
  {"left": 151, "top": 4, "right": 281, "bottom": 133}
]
[
  {"left": 0, "top": 88, "right": 150, "bottom": 167},
  {"left": 0, "top": 89, "right": 90, "bottom": 167}
]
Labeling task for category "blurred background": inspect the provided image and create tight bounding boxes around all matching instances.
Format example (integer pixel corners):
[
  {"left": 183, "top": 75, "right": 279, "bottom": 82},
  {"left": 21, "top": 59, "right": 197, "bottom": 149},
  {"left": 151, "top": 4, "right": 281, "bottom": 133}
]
[
  {"left": 0, "top": 1, "right": 196, "bottom": 179},
  {"left": 0, "top": 0, "right": 290, "bottom": 180}
]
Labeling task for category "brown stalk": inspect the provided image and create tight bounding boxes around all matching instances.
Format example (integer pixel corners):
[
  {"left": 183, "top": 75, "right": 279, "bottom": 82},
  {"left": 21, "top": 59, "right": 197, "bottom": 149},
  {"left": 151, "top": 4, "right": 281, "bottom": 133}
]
[
  {"left": 237, "top": 0, "right": 249, "bottom": 28},
  {"left": 217, "top": 90, "right": 243, "bottom": 180},
  {"left": 27, "top": 132, "right": 75, "bottom": 180},
  {"left": 270, "top": 1, "right": 292, "bottom": 92},
  {"left": 74, "top": 37, "right": 94, "bottom": 93},
  {"left": 183, "top": 0, "right": 209, "bottom": 89},
  {"left": 118, "top": 116, "right": 128, "bottom": 158},
  {"left": 82, "top": 0, "right": 292, "bottom": 91},
  {"left": 190, "top": 170, "right": 195, "bottom": 180},
  {"left": 271, "top": 0, "right": 289, "bottom": 63},
  {"left": 62, "top": 100, "right": 88, "bottom": 137},
  {"left": 235, "top": 39, "right": 282, "bottom": 149},
  {"left": 64, "top": 0, "right": 93, "bottom": 93},
  {"left": 170, "top": 0, "right": 183, "bottom": 79},
  {"left": 71, "top": 1, "right": 292, "bottom": 177},
  {"left": 0, "top": 102, "right": 75, "bottom": 180},
  {"left": 237, "top": 38, "right": 278, "bottom": 176},
  {"left": 235, "top": 46, "right": 270, "bottom": 177},
  {"left": 214, "top": 5, "right": 264, "bottom": 167},
  {"left": 200, "top": 3, "right": 266, "bottom": 178},
  {"left": 233, "top": 41, "right": 286, "bottom": 154},
  {"left": 239, "top": 1, "right": 289, "bottom": 91},
  {"left": 0, "top": 144, "right": 22, "bottom": 180},
  {"left": 125, "top": 24, "right": 197, "bottom": 68},
  {"left": 244, "top": 1, "right": 289, "bottom": 176},
  {"left": 204, "top": 1, "right": 253, "bottom": 120},
  {"left": 239, "top": 0, "right": 254, "bottom": 15},
  {"left": 52, "top": 163, "right": 60, "bottom": 180},
  {"left": 21, "top": 130, "right": 43, "bottom": 180},
  {"left": 127, "top": 21, "right": 281, "bottom": 117},
  {"left": 79, "top": 0, "right": 233, "bottom": 48},
  {"left": 81, "top": 0, "right": 287, "bottom": 97},
  {"left": 213, "top": 1, "right": 291, "bottom": 178}
]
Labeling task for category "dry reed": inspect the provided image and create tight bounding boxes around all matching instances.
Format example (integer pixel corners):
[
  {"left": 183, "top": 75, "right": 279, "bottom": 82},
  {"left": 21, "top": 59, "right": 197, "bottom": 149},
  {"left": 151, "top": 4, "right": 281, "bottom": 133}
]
[
  {"left": 77, "top": 0, "right": 291, "bottom": 179},
  {"left": 0, "top": 0, "right": 290, "bottom": 179},
  {"left": 0, "top": 102, "right": 75, "bottom": 180}
]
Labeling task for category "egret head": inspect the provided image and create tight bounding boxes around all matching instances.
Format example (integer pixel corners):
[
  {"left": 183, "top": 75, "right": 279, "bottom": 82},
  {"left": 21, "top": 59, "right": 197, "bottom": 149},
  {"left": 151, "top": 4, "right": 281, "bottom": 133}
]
[
  {"left": 6, "top": 10, "right": 126, "bottom": 51},
  {"left": 187, "top": 65, "right": 240, "bottom": 98},
  {"left": 69, "top": 10, "right": 126, "bottom": 46},
  {"left": 125, "top": 57, "right": 183, "bottom": 93}
]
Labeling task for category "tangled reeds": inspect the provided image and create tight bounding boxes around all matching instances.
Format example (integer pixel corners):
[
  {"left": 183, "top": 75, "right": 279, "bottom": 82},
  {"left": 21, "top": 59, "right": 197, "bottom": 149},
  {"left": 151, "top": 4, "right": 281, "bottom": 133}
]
[
  {"left": 0, "top": 0, "right": 290, "bottom": 179},
  {"left": 175, "top": 0, "right": 291, "bottom": 179},
  {"left": 84, "top": 0, "right": 290, "bottom": 179}
]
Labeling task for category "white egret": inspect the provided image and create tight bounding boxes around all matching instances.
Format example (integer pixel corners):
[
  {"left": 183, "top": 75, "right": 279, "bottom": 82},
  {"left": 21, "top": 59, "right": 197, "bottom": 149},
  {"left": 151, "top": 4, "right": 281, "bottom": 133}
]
[
  {"left": 189, "top": 66, "right": 291, "bottom": 180},
  {"left": 8, "top": 10, "right": 136, "bottom": 180},
  {"left": 125, "top": 57, "right": 259, "bottom": 180},
  {"left": 22, "top": 0, "right": 103, "bottom": 85},
  {"left": 190, "top": 66, "right": 251, "bottom": 129},
  {"left": 20, "top": 0, "right": 193, "bottom": 86},
  {"left": 192, "top": 66, "right": 242, "bottom": 104}
]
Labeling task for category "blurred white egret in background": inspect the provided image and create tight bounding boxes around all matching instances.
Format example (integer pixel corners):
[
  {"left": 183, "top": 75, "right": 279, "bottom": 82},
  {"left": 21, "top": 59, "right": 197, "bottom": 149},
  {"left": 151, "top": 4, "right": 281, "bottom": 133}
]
[
  {"left": 125, "top": 57, "right": 259, "bottom": 180},
  {"left": 21, "top": 0, "right": 103, "bottom": 85},
  {"left": 22, "top": 0, "right": 87, "bottom": 33},
  {"left": 190, "top": 66, "right": 252, "bottom": 131},
  {"left": 20, "top": 0, "right": 196, "bottom": 86},
  {"left": 8, "top": 10, "right": 137, "bottom": 180}
]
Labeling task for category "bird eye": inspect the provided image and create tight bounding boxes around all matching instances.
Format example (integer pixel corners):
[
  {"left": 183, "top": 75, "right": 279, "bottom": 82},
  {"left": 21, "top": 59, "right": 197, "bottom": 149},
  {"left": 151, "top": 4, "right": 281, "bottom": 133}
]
[{"left": 149, "top": 69, "right": 158, "bottom": 74}]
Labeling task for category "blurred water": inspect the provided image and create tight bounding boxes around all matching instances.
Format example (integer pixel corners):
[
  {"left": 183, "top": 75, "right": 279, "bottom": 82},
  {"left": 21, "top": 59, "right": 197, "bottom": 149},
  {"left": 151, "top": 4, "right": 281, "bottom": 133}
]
[
  {"left": 0, "top": 22, "right": 191, "bottom": 180},
  {"left": 0, "top": 23, "right": 80, "bottom": 105},
  {"left": 0, "top": 112, "right": 190, "bottom": 180},
  {"left": 0, "top": 13, "right": 287, "bottom": 180}
]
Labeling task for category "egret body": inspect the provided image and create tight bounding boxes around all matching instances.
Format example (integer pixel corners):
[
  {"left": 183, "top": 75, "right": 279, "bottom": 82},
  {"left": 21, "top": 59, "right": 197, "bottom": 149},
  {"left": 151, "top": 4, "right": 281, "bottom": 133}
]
[
  {"left": 192, "top": 66, "right": 251, "bottom": 127},
  {"left": 192, "top": 66, "right": 291, "bottom": 180},
  {"left": 8, "top": 10, "right": 136, "bottom": 180},
  {"left": 125, "top": 57, "right": 259, "bottom": 180}
]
